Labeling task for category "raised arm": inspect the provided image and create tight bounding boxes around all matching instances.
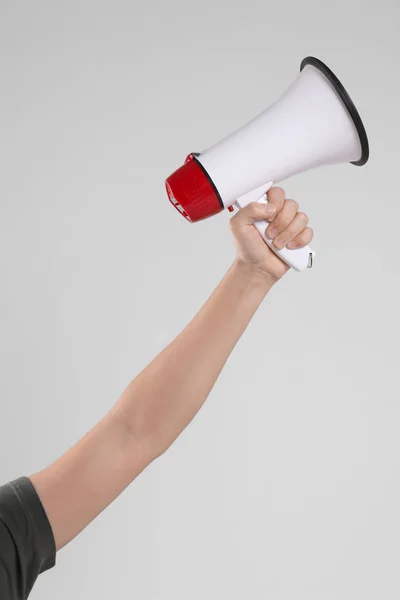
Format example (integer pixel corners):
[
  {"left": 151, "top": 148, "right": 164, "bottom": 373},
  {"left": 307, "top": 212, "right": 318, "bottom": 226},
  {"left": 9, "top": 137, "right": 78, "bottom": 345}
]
[{"left": 30, "top": 187, "right": 313, "bottom": 550}]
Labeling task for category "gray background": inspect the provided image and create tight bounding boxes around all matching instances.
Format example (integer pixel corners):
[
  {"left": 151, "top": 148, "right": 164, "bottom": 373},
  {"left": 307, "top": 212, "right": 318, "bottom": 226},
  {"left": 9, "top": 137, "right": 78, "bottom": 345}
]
[{"left": 0, "top": 0, "right": 399, "bottom": 598}]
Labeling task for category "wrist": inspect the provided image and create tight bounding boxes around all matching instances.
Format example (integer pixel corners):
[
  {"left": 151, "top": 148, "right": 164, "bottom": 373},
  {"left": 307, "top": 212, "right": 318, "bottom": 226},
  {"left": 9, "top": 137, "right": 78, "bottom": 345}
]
[{"left": 232, "top": 259, "right": 277, "bottom": 293}]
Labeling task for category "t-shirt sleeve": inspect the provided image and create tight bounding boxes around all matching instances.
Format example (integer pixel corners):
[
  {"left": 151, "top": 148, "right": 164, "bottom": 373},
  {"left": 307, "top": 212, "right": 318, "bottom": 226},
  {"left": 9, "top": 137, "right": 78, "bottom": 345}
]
[{"left": 0, "top": 476, "right": 56, "bottom": 600}]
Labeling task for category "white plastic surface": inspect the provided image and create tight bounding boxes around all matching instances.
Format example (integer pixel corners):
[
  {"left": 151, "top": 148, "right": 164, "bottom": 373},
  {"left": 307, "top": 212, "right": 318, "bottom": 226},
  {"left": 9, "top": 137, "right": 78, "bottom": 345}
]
[
  {"left": 236, "top": 184, "right": 315, "bottom": 272},
  {"left": 197, "top": 64, "right": 362, "bottom": 209}
]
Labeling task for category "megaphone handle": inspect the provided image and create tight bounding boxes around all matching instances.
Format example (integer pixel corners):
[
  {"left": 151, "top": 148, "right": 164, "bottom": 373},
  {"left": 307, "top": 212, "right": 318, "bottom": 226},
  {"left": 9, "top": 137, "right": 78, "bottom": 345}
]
[
  {"left": 236, "top": 193, "right": 315, "bottom": 271},
  {"left": 253, "top": 217, "right": 314, "bottom": 271}
]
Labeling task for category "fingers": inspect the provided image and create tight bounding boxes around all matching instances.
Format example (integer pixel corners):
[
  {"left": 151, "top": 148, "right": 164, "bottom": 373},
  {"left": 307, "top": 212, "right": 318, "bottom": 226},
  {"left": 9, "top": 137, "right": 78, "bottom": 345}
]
[
  {"left": 230, "top": 200, "right": 276, "bottom": 229},
  {"left": 266, "top": 187, "right": 285, "bottom": 216},
  {"left": 230, "top": 187, "right": 283, "bottom": 229},
  {"left": 272, "top": 212, "right": 309, "bottom": 250},
  {"left": 287, "top": 227, "right": 314, "bottom": 249},
  {"left": 265, "top": 188, "right": 312, "bottom": 250},
  {"left": 230, "top": 187, "right": 312, "bottom": 251},
  {"left": 266, "top": 198, "right": 298, "bottom": 240}
]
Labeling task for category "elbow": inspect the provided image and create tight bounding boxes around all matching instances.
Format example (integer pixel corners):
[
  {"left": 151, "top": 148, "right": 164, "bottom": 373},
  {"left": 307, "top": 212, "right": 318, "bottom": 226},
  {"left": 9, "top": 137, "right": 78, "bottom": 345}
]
[{"left": 109, "top": 405, "right": 170, "bottom": 467}]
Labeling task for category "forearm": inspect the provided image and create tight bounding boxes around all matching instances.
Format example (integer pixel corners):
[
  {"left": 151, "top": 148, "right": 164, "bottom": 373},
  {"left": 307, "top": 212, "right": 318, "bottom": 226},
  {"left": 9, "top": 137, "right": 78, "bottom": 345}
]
[
  {"left": 30, "top": 261, "right": 274, "bottom": 549},
  {"left": 29, "top": 191, "right": 312, "bottom": 551},
  {"left": 112, "top": 260, "right": 275, "bottom": 458}
]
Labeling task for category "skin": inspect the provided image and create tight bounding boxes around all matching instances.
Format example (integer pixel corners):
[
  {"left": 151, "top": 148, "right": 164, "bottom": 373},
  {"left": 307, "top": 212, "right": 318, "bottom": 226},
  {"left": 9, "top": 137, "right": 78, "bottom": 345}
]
[{"left": 30, "top": 187, "right": 313, "bottom": 551}]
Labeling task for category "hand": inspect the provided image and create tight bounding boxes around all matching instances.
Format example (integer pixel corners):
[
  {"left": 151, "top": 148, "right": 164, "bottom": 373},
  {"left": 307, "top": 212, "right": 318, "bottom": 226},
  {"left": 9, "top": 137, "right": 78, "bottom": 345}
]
[{"left": 230, "top": 187, "right": 313, "bottom": 282}]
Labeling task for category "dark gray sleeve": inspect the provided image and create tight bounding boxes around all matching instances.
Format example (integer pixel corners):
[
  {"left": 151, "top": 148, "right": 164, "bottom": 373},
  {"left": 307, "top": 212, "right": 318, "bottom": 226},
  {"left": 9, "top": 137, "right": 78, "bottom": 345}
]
[{"left": 0, "top": 476, "right": 56, "bottom": 600}]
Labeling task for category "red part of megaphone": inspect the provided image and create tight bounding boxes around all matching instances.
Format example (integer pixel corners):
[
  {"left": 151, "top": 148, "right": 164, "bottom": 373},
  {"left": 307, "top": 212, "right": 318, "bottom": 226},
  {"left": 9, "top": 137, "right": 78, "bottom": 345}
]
[{"left": 165, "top": 154, "right": 223, "bottom": 223}]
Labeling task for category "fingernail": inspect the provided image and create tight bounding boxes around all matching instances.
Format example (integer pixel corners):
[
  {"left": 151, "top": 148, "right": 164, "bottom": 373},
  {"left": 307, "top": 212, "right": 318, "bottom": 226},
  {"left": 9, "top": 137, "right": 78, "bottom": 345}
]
[
  {"left": 267, "top": 227, "right": 277, "bottom": 239},
  {"left": 273, "top": 239, "right": 284, "bottom": 250},
  {"left": 287, "top": 241, "right": 297, "bottom": 249}
]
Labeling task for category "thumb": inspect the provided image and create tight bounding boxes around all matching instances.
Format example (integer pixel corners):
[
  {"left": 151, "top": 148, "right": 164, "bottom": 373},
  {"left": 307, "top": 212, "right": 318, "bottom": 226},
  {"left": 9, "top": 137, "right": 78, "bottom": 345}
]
[{"left": 231, "top": 201, "right": 276, "bottom": 227}]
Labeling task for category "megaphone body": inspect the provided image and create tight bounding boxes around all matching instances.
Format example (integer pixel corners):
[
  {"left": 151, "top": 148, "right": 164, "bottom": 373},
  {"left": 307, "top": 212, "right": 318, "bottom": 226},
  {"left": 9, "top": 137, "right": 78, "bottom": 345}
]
[{"left": 165, "top": 57, "right": 369, "bottom": 271}]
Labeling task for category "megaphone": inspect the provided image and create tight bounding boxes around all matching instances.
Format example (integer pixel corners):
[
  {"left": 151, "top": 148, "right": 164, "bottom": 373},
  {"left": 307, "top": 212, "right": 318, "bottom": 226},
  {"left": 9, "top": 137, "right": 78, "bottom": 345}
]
[{"left": 165, "top": 56, "right": 369, "bottom": 271}]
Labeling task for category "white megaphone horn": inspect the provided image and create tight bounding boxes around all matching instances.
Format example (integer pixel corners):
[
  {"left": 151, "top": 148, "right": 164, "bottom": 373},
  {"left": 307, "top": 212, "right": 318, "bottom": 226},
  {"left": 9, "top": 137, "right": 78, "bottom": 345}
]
[{"left": 165, "top": 56, "right": 369, "bottom": 271}]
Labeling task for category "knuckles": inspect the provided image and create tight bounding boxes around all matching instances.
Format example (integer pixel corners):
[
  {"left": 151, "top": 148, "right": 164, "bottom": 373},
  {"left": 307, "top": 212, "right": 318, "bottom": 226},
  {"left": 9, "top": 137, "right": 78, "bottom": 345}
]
[
  {"left": 297, "top": 211, "right": 309, "bottom": 225},
  {"left": 285, "top": 199, "right": 299, "bottom": 212},
  {"left": 268, "top": 186, "right": 286, "bottom": 200},
  {"left": 230, "top": 199, "right": 310, "bottom": 237}
]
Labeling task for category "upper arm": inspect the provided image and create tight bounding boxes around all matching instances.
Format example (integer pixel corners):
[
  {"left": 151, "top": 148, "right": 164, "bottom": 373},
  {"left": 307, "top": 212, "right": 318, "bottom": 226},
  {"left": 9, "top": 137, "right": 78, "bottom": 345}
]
[
  {"left": 0, "top": 477, "right": 56, "bottom": 600},
  {"left": 29, "top": 411, "right": 150, "bottom": 551}
]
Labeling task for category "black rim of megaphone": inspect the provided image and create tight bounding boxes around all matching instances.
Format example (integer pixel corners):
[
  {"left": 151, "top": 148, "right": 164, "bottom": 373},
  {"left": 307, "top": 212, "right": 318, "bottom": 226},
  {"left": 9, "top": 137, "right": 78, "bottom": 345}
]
[{"left": 300, "top": 57, "right": 369, "bottom": 166}]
